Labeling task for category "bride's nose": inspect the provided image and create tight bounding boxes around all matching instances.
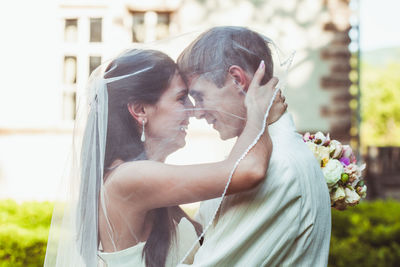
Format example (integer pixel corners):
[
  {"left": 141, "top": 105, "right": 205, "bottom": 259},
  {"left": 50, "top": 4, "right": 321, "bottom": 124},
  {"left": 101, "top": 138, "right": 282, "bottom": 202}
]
[{"left": 193, "top": 107, "right": 205, "bottom": 119}]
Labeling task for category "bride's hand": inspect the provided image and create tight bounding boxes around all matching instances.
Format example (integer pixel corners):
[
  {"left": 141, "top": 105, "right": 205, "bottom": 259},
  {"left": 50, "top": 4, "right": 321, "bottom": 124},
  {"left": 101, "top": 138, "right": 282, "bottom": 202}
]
[
  {"left": 267, "top": 90, "right": 287, "bottom": 125},
  {"left": 245, "top": 61, "right": 287, "bottom": 126}
]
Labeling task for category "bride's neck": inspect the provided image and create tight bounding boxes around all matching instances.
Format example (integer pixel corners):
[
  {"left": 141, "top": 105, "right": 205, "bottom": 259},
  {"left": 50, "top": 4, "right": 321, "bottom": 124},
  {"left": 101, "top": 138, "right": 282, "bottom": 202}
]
[{"left": 144, "top": 138, "right": 170, "bottom": 162}]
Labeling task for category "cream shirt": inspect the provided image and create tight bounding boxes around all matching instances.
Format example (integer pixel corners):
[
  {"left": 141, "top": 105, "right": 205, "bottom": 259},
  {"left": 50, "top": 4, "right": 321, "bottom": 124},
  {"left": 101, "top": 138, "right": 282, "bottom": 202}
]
[{"left": 182, "top": 112, "right": 332, "bottom": 267}]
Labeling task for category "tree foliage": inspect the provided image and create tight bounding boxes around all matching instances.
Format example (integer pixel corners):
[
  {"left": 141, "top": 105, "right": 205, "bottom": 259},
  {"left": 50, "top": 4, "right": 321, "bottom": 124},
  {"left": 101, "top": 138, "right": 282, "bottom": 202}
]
[{"left": 361, "top": 63, "right": 400, "bottom": 146}]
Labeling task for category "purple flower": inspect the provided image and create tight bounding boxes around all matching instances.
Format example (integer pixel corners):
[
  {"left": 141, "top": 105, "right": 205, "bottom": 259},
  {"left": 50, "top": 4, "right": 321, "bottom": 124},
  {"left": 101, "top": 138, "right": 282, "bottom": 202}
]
[{"left": 340, "top": 157, "right": 350, "bottom": 166}]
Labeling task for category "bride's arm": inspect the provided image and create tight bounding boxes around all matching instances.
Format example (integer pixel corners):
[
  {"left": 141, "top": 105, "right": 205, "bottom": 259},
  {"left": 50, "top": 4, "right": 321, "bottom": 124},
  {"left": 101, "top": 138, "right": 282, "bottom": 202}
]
[{"left": 106, "top": 64, "right": 285, "bottom": 210}]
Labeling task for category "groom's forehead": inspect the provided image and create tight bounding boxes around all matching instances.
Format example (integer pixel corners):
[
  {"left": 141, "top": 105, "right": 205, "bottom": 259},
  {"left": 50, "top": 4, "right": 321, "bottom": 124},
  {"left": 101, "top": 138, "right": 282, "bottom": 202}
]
[{"left": 188, "top": 76, "right": 217, "bottom": 95}]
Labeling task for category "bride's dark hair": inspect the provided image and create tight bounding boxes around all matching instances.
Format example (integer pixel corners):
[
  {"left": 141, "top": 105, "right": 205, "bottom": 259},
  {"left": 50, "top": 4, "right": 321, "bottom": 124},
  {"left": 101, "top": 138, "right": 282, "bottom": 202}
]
[{"left": 101, "top": 49, "right": 201, "bottom": 267}]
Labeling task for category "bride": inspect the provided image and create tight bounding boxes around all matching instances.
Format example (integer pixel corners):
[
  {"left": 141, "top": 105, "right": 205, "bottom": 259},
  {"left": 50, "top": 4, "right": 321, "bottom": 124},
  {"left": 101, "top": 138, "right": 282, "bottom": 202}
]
[{"left": 44, "top": 48, "right": 286, "bottom": 267}]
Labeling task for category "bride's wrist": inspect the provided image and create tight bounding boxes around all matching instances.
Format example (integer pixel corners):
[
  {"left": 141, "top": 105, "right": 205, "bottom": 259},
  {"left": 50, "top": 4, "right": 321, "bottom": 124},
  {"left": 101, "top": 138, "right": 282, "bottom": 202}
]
[{"left": 244, "top": 117, "right": 267, "bottom": 137}]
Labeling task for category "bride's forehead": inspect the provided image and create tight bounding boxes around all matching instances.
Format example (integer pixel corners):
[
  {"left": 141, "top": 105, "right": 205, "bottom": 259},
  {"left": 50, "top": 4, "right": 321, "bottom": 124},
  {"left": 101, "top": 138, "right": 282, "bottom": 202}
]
[{"left": 162, "top": 80, "right": 187, "bottom": 98}]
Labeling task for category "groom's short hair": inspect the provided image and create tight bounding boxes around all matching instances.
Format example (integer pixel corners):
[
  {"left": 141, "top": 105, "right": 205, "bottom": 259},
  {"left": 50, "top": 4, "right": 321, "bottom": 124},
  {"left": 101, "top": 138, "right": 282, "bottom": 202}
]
[{"left": 177, "top": 26, "right": 273, "bottom": 88}]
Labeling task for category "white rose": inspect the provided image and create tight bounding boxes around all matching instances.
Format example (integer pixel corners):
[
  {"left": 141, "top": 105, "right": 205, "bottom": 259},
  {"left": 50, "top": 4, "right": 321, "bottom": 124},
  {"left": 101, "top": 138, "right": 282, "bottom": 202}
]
[
  {"left": 322, "top": 159, "right": 344, "bottom": 187},
  {"left": 329, "top": 140, "right": 343, "bottom": 159},
  {"left": 317, "top": 145, "right": 330, "bottom": 160},
  {"left": 331, "top": 186, "right": 346, "bottom": 202},
  {"left": 344, "top": 187, "right": 361, "bottom": 206},
  {"left": 307, "top": 142, "right": 318, "bottom": 161},
  {"left": 314, "top": 131, "right": 326, "bottom": 145},
  {"left": 307, "top": 141, "right": 317, "bottom": 152},
  {"left": 307, "top": 142, "right": 330, "bottom": 166}
]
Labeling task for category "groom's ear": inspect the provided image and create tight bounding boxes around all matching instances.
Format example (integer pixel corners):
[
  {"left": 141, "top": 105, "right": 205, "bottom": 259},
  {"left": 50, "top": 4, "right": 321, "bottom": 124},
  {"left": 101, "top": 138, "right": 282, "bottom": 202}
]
[{"left": 228, "top": 65, "right": 250, "bottom": 93}]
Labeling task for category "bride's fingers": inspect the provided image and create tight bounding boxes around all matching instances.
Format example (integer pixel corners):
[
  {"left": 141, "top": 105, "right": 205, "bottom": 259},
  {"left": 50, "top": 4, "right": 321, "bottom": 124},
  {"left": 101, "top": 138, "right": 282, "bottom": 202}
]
[
  {"left": 273, "top": 90, "right": 287, "bottom": 105},
  {"left": 259, "top": 77, "right": 279, "bottom": 98},
  {"left": 248, "top": 60, "right": 266, "bottom": 92},
  {"left": 273, "top": 90, "right": 282, "bottom": 103}
]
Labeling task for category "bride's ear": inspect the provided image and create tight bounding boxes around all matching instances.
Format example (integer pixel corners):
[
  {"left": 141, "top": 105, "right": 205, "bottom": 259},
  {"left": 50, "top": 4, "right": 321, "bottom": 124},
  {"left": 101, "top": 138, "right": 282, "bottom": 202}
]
[
  {"left": 127, "top": 103, "right": 147, "bottom": 124},
  {"left": 228, "top": 65, "right": 249, "bottom": 93}
]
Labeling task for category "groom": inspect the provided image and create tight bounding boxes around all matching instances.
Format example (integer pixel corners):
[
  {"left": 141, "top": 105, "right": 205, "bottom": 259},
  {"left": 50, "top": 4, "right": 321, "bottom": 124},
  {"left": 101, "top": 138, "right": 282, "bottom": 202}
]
[{"left": 177, "top": 26, "right": 331, "bottom": 266}]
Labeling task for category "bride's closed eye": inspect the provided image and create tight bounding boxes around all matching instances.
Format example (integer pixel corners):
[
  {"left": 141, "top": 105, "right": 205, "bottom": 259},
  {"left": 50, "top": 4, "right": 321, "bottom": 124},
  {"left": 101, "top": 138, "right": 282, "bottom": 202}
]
[
  {"left": 176, "top": 88, "right": 189, "bottom": 104},
  {"left": 178, "top": 94, "right": 188, "bottom": 104}
]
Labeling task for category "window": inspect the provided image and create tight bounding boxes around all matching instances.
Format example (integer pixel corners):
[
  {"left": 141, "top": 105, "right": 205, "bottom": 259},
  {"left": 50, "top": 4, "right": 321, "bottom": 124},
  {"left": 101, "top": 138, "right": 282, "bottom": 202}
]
[
  {"left": 63, "top": 56, "right": 77, "bottom": 84},
  {"left": 62, "top": 91, "right": 76, "bottom": 120},
  {"left": 131, "top": 11, "right": 171, "bottom": 43},
  {"left": 89, "top": 56, "right": 102, "bottom": 76},
  {"left": 63, "top": 56, "right": 77, "bottom": 120},
  {"left": 65, "top": 19, "right": 78, "bottom": 42},
  {"left": 155, "top": 12, "right": 170, "bottom": 40},
  {"left": 90, "top": 18, "right": 102, "bottom": 42},
  {"left": 132, "top": 12, "right": 145, "bottom": 42}
]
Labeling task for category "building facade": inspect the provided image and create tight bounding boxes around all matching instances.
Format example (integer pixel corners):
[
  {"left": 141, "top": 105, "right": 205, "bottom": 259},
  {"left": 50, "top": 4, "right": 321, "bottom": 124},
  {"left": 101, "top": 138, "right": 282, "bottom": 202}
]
[{"left": 0, "top": 0, "right": 355, "bottom": 201}]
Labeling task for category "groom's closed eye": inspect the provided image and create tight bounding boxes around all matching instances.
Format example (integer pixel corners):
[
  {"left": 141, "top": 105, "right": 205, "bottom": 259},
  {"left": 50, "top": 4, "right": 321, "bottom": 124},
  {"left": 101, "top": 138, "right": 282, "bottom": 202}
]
[{"left": 190, "top": 90, "right": 204, "bottom": 105}]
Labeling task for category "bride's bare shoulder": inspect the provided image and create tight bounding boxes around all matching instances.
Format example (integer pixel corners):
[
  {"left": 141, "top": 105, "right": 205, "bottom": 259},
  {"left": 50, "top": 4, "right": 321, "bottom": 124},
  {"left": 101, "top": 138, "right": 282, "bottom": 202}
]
[{"left": 104, "top": 160, "right": 162, "bottom": 188}]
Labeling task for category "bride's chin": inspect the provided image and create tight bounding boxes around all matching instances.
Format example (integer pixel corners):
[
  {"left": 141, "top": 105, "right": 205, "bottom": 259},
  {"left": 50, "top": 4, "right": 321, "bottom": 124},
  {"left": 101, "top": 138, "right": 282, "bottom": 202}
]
[
  {"left": 173, "top": 134, "right": 186, "bottom": 149},
  {"left": 175, "top": 136, "right": 186, "bottom": 149}
]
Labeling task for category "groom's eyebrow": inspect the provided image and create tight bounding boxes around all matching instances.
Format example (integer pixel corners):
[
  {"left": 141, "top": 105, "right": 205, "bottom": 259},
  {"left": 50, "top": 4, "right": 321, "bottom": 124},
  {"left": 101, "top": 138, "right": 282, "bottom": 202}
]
[{"left": 189, "top": 90, "right": 203, "bottom": 98}]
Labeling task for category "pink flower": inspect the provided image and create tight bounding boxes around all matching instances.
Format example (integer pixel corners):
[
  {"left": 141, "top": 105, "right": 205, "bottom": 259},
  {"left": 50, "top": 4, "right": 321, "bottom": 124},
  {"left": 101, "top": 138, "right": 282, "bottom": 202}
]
[
  {"left": 344, "top": 188, "right": 361, "bottom": 206},
  {"left": 344, "top": 164, "right": 362, "bottom": 183},
  {"left": 342, "top": 145, "right": 353, "bottom": 159},
  {"left": 331, "top": 186, "right": 346, "bottom": 202},
  {"left": 303, "top": 132, "right": 311, "bottom": 142}
]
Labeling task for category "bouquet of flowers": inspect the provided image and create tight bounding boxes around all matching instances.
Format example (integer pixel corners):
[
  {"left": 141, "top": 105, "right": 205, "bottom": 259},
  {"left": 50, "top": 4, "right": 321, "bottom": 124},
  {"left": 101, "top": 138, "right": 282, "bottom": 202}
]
[{"left": 303, "top": 132, "right": 367, "bottom": 210}]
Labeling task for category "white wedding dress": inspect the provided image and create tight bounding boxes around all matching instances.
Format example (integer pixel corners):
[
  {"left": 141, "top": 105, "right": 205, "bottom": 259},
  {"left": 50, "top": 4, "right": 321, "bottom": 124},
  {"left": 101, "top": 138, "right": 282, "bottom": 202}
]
[{"left": 98, "top": 217, "right": 199, "bottom": 267}]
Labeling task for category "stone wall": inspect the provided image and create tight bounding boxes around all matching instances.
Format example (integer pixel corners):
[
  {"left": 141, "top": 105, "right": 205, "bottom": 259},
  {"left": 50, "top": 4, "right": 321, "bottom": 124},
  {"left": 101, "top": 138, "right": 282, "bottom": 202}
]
[{"left": 320, "top": 0, "right": 353, "bottom": 143}]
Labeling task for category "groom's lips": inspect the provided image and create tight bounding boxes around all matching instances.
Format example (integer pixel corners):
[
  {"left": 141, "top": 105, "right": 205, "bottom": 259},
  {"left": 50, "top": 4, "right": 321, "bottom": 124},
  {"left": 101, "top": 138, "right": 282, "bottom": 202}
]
[{"left": 205, "top": 116, "right": 216, "bottom": 126}]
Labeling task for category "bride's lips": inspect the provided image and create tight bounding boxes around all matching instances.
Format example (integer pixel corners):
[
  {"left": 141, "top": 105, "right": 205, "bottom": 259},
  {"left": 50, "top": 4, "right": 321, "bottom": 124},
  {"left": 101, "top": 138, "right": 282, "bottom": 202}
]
[{"left": 179, "top": 121, "right": 189, "bottom": 133}]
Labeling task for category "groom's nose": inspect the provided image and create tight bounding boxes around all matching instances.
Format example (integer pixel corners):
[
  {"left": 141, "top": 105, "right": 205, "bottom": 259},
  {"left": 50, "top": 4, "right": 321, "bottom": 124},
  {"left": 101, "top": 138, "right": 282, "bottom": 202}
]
[{"left": 184, "top": 98, "right": 195, "bottom": 117}]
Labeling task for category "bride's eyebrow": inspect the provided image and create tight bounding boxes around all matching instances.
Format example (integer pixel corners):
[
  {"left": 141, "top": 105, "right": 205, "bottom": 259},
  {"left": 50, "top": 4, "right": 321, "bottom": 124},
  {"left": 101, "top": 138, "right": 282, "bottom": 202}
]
[{"left": 176, "top": 88, "right": 189, "bottom": 96}]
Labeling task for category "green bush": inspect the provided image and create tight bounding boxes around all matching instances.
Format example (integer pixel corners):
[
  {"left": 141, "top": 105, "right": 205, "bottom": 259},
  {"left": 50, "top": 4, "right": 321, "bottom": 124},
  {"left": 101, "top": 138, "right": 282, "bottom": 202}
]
[
  {"left": 0, "top": 200, "right": 53, "bottom": 267},
  {"left": 1, "top": 200, "right": 400, "bottom": 266},
  {"left": 329, "top": 200, "right": 400, "bottom": 267}
]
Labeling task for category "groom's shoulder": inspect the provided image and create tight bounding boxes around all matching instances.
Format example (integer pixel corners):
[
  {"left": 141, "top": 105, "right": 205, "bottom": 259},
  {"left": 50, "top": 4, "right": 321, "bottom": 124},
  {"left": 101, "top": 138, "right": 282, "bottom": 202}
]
[
  {"left": 268, "top": 137, "right": 318, "bottom": 181},
  {"left": 270, "top": 135, "right": 308, "bottom": 164},
  {"left": 267, "top": 151, "right": 300, "bottom": 188}
]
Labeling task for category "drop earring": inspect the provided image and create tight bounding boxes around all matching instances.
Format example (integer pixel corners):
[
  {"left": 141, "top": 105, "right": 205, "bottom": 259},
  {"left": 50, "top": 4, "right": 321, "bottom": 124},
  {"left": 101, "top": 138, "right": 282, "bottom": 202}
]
[{"left": 141, "top": 119, "right": 146, "bottom": 142}]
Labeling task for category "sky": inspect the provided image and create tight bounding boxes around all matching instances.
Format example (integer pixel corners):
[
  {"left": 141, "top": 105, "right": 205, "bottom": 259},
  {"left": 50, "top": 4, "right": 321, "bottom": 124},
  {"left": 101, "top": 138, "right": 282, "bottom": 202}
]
[{"left": 360, "top": 0, "right": 400, "bottom": 51}]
